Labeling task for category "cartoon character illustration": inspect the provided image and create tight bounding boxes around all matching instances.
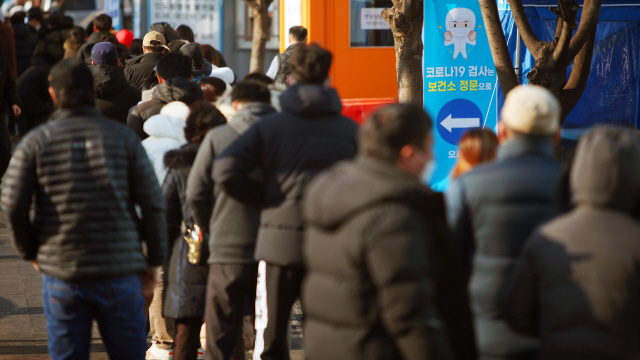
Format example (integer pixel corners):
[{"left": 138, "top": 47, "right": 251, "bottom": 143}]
[{"left": 444, "top": 8, "right": 477, "bottom": 60}]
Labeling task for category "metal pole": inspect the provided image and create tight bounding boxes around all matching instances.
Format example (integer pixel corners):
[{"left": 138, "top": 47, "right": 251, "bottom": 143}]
[{"left": 515, "top": 27, "right": 521, "bottom": 83}]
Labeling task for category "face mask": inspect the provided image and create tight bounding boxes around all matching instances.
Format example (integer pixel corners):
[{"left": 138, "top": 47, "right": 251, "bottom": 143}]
[
  {"left": 420, "top": 160, "right": 436, "bottom": 185},
  {"left": 451, "top": 28, "right": 471, "bottom": 37}
]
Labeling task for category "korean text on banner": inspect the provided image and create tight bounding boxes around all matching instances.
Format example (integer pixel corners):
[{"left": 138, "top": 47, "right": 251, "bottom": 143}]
[
  {"left": 423, "top": 0, "right": 499, "bottom": 192},
  {"left": 149, "top": 0, "right": 221, "bottom": 48}
]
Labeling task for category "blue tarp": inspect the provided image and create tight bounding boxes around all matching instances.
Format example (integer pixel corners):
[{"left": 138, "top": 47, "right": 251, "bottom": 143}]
[{"left": 499, "top": 2, "right": 640, "bottom": 132}]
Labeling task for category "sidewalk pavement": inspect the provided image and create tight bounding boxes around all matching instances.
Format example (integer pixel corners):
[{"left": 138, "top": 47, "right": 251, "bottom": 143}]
[{"left": 0, "top": 215, "right": 304, "bottom": 359}]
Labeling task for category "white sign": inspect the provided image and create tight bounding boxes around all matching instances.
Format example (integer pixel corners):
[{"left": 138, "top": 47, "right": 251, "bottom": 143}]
[
  {"left": 360, "top": 8, "right": 390, "bottom": 30},
  {"left": 149, "top": 0, "right": 221, "bottom": 48},
  {"left": 104, "top": 0, "right": 121, "bottom": 30},
  {"left": 284, "top": 0, "right": 302, "bottom": 48}
]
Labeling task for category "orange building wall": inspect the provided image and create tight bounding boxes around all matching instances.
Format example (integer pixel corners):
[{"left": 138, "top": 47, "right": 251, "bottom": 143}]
[{"left": 281, "top": 0, "right": 398, "bottom": 101}]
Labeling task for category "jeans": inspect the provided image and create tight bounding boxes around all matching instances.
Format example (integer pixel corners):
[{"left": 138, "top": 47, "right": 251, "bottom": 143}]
[{"left": 42, "top": 274, "right": 147, "bottom": 360}]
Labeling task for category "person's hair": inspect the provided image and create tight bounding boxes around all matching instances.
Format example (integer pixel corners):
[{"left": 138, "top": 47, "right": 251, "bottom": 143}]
[
  {"left": 168, "top": 39, "right": 189, "bottom": 53},
  {"left": 27, "top": 7, "right": 43, "bottom": 23},
  {"left": 45, "top": 14, "right": 63, "bottom": 28},
  {"left": 243, "top": 72, "right": 274, "bottom": 85},
  {"left": 451, "top": 129, "right": 499, "bottom": 180},
  {"left": 93, "top": 14, "right": 112, "bottom": 32},
  {"left": 99, "top": 33, "right": 119, "bottom": 45},
  {"left": 144, "top": 45, "right": 165, "bottom": 53},
  {"left": 289, "top": 43, "right": 332, "bottom": 85},
  {"left": 360, "top": 104, "right": 432, "bottom": 163},
  {"left": 184, "top": 100, "right": 226, "bottom": 143},
  {"left": 198, "top": 77, "right": 227, "bottom": 103},
  {"left": 200, "top": 44, "right": 218, "bottom": 66},
  {"left": 10, "top": 11, "right": 26, "bottom": 26},
  {"left": 62, "top": 16, "right": 74, "bottom": 26},
  {"left": 53, "top": 86, "right": 95, "bottom": 109},
  {"left": 70, "top": 26, "right": 86, "bottom": 44},
  {"left": 129, "top": 38, "right": 144, "bottom": 56},
  {"left": 176, "top": 25, "right": 194, "bottom": 43},
  {"left": 155, "top": 52, "right": 192, "bottom": 79},
  {"left": 289, "top": 26, "right": 307, "bottom": 42},
  {"left": 231, "top": 81, "right": 270, "bottom": 104}
]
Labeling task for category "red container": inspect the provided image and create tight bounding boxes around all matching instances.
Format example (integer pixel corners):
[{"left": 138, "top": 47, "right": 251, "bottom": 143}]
[{"left": 341, "top": 98, "right": 396, "bottom": 125}]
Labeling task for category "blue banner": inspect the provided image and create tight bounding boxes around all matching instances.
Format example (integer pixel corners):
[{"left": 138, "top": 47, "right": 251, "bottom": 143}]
[{"left": 424, "top": 0, "right": 499, "bottom": 191}]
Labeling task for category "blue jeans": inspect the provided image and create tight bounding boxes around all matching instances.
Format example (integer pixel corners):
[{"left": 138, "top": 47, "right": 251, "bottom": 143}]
[{"left": 42, "top": 274, "right": 147, "bottom": 360}]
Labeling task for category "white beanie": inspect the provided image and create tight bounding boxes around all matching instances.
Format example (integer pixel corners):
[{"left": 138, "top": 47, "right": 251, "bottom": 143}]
[
  {"left": 501, "top": 85, "right": 560, "bottom": 136},
  {"left": 210, "top": 67, "right": 235, "bottom": 89}
]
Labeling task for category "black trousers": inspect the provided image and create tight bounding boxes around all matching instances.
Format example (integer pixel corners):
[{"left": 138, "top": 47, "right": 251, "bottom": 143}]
[
  {"left": 167, "top": 317, "right": 203, "bottom": 360},
  {"left": 205, "top": 263, "right": 258, "bottom": 360},
  {"left": 253, "top": 261, "right": 304, "bottom": 360}
]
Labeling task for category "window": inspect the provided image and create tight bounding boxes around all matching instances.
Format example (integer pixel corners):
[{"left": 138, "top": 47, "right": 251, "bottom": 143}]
[
  {"left": 350, "top": 0, "right": 393, "bottom": 47},
  {"left": 236, "top": 1, "right": 280, "bottom": 50}
]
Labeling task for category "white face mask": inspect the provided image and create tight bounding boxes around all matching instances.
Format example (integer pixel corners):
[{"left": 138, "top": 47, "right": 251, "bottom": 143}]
[
  {"left": 420, "top": 160, "right": 436, "bottom": 185},
  {"left": 451, "top": 28, "right": 471, "bottom": 37}
]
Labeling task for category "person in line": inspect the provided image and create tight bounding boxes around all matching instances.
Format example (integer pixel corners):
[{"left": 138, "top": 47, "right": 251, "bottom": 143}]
[
  {"left": 451, "top": 128, "right": 499, "bottom": 180},
  {"left": 130, "top": 38, "right": 144, "bottom": 57},
  {"left": 446, "top": 85, "right": 562, "bottom": 359},
  {"left": 34, "top": 14, "right": 73, "bottom": 60},
  {"left": 200, "top": 43, "right": 228, "bottom": 69},
  {"left": 63, "top": 26, "right": 87, "bottom": 59},
  {"left": 26, "top": 7, "right": 43, "bottom": 32},
  {"left": 127, "top": 52, "right": 204, "bottom": 139},
  {"left": 76, "top": 14, "right": 113, "bottom": 64},
  {"left": 302, "top": 104, "right": 477, "bottom": 360},
  {"left": 2, "top": 58, "right": 167, "bottom": 360},
  {"left": 11, "top": 11, "right": 37, "bottom": 77},
  {"left": 500, "top": 126, "right": 640, "bottom": 359},
  {"left": 176, "top": 24, "right": 195, "bottom": 42},
  {"left": 89, "top": 42, "right": 141, "bottom": 124},
  {"left": 188, "top": 81, "right": 276, "bottom": 360},
  {"left": 16, "top": 52, "right": 55, "bottom": 136},
  {"left": 213, "top": 44, "right": 359, "bottom": 360},
  {"left": 125, "top": 31, "right": 167, "bottom": 91},
  {"left": 0, "top": 51, "right": 20, "bottom": 176},
  {"left": 163, "top": 101, "right": 227, "bottom": 360},
  {"left": 265, "top": 26, "right": 307, "bottom": 85},
  {"left": 179, "top": 43, "right": 206, "bottom": 82},
  {"left": 198, "top": 77, "right": 227, "bottom": 104},
  {"left": 149, "top": 22, "right": 181, "bottom": 44}
]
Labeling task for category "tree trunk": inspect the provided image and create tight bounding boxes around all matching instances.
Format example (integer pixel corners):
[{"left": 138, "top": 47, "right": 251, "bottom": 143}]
[
  {"left": 381, "top": 0, "right": 424, "bottom": 105},
  {"left": 245, "top": 0, "right": 273, "bottom": 73}
]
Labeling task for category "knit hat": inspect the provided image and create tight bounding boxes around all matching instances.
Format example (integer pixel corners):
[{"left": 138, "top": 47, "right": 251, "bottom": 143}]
[
  {"left": 180, "top": 43, "right": 204, "bottom": 70},
  {"left": 48, "top": 58, "right": 93, "bottom": 90},
  {"left": 500, "top": 85, "right": 560, "bottom": 136},
  {"left": 91, "top": 42, "right": 118, "bottom": 65},
  {"left": 116, "top": 29, "right": 134, "bottom": 48}
]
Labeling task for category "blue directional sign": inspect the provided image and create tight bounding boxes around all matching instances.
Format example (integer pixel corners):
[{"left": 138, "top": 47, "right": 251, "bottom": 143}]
[
  {"left": 424, "top": 0, "right": 499, "bottom": 191},
  {"left": 437, "top": 99, "right": 482, "bottom": 145}
]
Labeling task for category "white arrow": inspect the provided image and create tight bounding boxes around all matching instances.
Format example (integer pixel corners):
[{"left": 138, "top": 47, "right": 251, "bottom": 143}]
[{"left": 440, "top": 114, "right": 480, "bottom": 132}]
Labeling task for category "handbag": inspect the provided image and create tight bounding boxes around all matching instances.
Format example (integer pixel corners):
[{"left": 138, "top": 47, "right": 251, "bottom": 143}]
[{"left": 184, "top": 224, "right": 204, "bottom": 265}]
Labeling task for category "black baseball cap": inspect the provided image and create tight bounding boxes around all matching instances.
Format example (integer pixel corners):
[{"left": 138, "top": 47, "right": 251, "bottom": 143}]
[{"left": 180, "top": 43, "right": 204, "bottom": 70}]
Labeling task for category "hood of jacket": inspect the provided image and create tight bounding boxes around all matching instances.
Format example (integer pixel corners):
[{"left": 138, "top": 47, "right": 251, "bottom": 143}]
[
  {"left": 304, "top": 156, "right": 437, "bottom": 230},
  {"left": 87, "top": 31, "right": 111, "bottom": 44},
  {"left": 163, "top": 143, "right": 199, "bottom": 176},
  {"left": 125, "top": 51, "right": 163, "bottom": 66},
  {"left": 13, "top": 23, "right": 34, "bottom": 40},
  {"left": 571, "top": 126, "right": 640, "bottom": 213},
  {"left": 152, "top": 77, "right": 205, "bottom": 105},
  {"left": 38, "top": 24, "right": 73, "bottom": 40},
  {"left": 89, "top": 64, "right": 129, "bottom": 99},
  {"left": 228, "top": 102, "right": 276, "bottom": 134},
  {"left": 279, "top": 84, "right": 343, "bottom": 118},
  {"left": 143, "top": 113, "right": 185, "bottom": 141}
]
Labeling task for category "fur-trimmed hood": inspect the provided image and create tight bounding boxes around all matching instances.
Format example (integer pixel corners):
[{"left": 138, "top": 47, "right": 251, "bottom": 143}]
[{"left": 164, "top": 143, "right": 200, "bottom": 176}]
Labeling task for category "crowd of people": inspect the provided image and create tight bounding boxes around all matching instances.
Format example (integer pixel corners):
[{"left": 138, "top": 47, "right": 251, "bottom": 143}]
[{"left": 1, "top": 8, "right": 640, "bottom": 360}]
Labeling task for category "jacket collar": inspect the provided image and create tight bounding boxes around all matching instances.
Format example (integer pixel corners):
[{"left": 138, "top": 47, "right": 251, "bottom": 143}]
[
  {"left": 228, "top": 103, "right": 276, "bottom": 134},
  {"left": 49, "top": 106, "right": 103, "bottom": 121},
  {"left": 497, "top": 135, "right": 554, "bottom": 161},
  {"left": 355, "top": 155, "right": 422, "bottom": 186}
]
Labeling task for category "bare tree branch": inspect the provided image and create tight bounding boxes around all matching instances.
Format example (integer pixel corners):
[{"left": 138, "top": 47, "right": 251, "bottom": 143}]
[
  {"left": 567, "top": 0, "right": 603, "bottom": 59},
  {"left": 560, "top": 25, "right": 597, "bottom": 121},
  {"left": 507, "top": 0, "right": 543, "bottom": 56},
  {"left": 479, "top": 0, "right": 519, "bottom": 97}
]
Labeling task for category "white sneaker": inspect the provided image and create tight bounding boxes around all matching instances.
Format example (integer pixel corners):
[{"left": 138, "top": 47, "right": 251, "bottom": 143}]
[
  {"left": 146, "top": 344, "right": 174, "bottom": 359},
  {"left": 197, "top": 347, "right": 205, "bottom": 359}
]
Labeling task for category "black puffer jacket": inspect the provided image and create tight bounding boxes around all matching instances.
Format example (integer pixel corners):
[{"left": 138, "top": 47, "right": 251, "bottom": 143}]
[
  {"left": 0, "top": 54, "right": 21, "bottom": 111},
  {"left": 13, "top": 24, "right": 37, "bottom": 77},
  {"left": 17, "top": 57, "right": 52, "bottom": 117},
  {"left": 76, "top": 31, "right": 112, "bottom": 64},
  {"left": 89, "top": 64, "right": 141, "bottom": 123},
  {"left": 163, "top": 144, "right": 209, "bottom": 319},
  {"left": 213, "top": 84, "right": 359, "bottom": 266},
  {"left": 125, "top": 51, "right": 164, "bottom": 91},
  {"left": 127, "top": 77, "right": 204, "bottom": 139},
  {"left": 1, "top": 106, "right": 168, "bottom": 281},
  {"left": 34, "top": 24, "right": 73, "bottom": 60},
  {"left": 187, "top": 103, "right": 275, "bottom": 264},
  {"left": 501, "top": 126, "right": 640, "bottom": 360},
  {"left": 303, "top": 156, "right": 476, "bottom": 360}
]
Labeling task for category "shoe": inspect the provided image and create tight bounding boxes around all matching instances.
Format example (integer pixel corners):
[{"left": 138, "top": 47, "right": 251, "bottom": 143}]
[
  {"left": 197, "top": 347, "right": 205, "bottom": 359},
  {"left": 146, "top": 344, "right": 174, "bottom": 359}
]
